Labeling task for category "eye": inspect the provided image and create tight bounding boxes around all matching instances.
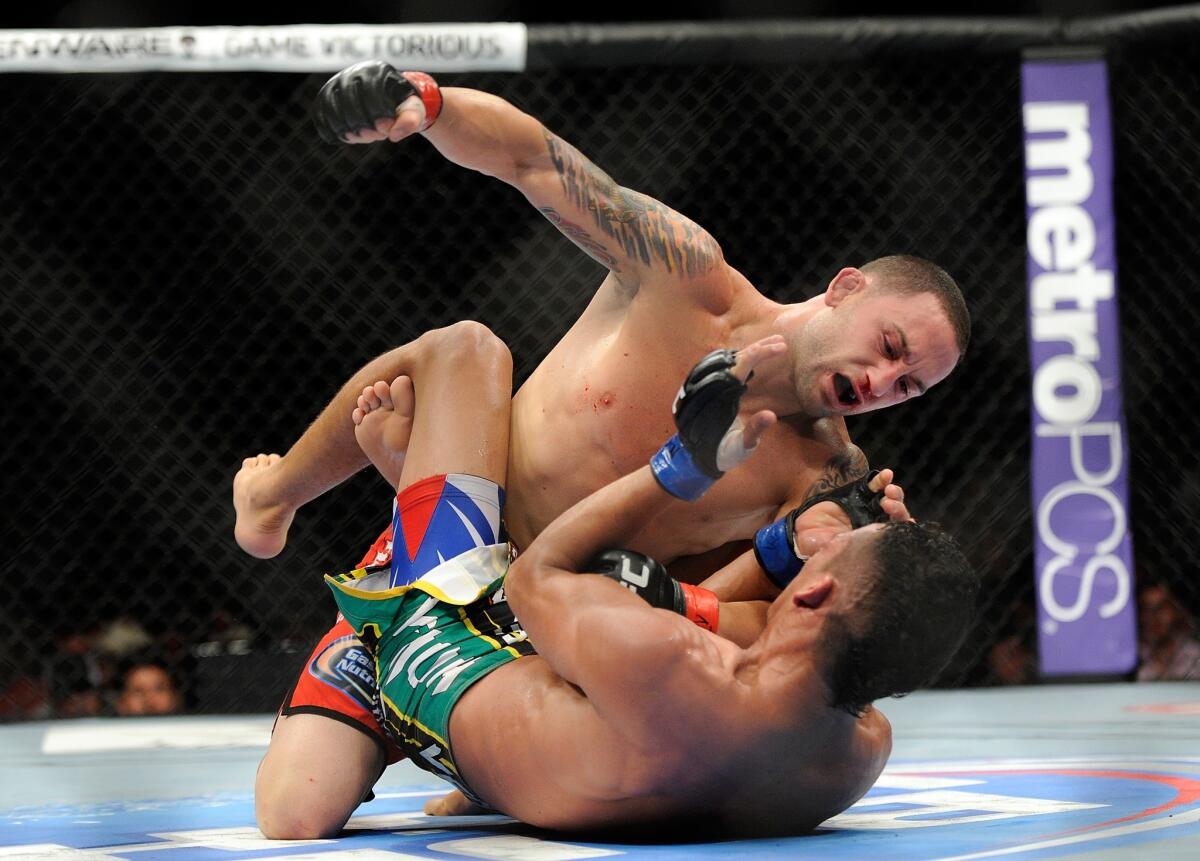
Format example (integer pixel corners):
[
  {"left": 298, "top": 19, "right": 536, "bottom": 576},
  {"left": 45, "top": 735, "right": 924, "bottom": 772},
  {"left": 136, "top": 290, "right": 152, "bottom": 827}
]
[
  {"left": 883, "top": 337, "right": 897, "bottom": 359},
  {"left": 898, "top": 377, "right": 910, "bottom": 397}
]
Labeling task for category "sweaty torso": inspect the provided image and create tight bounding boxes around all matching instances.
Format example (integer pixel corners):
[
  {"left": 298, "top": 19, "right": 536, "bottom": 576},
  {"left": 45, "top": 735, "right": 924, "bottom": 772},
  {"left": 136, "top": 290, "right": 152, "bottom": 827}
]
[
  {"left": 449, "top": 634, "right": 889, "bottom": 833},
  {"left": 505, "top": 272, "right": 855, "bottom": 561}
]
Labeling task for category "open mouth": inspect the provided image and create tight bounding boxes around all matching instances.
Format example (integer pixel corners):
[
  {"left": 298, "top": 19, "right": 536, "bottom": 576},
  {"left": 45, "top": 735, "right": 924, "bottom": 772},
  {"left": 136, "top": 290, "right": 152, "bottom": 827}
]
[{"left": 834, "top": 373, "right": 859, "bottom": 407}]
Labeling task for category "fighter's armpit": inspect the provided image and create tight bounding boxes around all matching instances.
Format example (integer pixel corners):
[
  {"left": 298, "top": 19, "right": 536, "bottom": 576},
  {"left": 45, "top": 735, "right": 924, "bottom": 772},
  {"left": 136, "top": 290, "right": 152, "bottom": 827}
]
[{"left": 540, "top": 129, "right": 723, "bottom": 280}]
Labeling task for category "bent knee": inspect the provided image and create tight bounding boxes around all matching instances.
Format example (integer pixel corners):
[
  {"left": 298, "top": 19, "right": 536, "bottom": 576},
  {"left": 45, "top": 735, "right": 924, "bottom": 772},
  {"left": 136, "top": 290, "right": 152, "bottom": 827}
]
[
  {"left": 255, "top": 770, "right": 355, "bottom": 840},
  {"left": 422, "top": 320, "right": 511, "bottom": 372},
  {"left": 256, "top": 795, "right": 347, "bottom": 840}
]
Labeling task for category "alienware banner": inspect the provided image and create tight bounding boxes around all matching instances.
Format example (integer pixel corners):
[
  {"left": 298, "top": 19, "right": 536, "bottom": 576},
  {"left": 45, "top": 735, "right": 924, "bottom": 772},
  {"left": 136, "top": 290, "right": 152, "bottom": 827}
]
[
  {"left": 0, "top": 24, "right": 528, "bottom": 73},
  {"left": 1022, "top": 57, "right": 1136, "bottom": 676}
]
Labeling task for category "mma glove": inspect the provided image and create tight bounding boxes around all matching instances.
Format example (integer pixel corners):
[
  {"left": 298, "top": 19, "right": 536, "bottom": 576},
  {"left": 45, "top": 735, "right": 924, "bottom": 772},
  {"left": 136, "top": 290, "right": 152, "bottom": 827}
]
[
  {"left": 586, "top": 549, "right": 719, "bottom": 633},
  {"left": 650, "top": 349, "right": 754, "bottom": 501},
  {"left": 313, "top": 60, "right": 443, "bottom": 144},
  {"left": 753, "top": 470, "right": 886, "bottom": 588}
]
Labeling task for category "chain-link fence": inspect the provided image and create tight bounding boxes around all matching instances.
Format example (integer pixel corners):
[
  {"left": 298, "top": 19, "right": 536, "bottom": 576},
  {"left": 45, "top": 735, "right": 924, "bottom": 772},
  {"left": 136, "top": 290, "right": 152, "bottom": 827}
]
[{"left": 2, "top": 19, "right": 1197, "bottom": 720}]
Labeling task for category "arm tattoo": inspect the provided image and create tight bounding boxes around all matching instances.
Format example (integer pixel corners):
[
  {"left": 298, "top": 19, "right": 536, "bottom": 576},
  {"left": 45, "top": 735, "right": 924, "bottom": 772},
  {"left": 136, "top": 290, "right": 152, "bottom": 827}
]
[
  {"left": 805, "top": 447, "right": 871, "bottom": 500},
  {"left": 539, "top": 208, "right": 622, "bottom": 271},
  {"left": 543, "top": 130, "right": 721, "bottom": 278}
]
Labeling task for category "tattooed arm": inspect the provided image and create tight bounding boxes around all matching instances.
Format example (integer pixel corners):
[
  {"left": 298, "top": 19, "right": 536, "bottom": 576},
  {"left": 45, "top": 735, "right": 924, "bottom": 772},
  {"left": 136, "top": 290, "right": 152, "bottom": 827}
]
[{"left": 421, "top": 87, "right": 724, "bottom": 293}]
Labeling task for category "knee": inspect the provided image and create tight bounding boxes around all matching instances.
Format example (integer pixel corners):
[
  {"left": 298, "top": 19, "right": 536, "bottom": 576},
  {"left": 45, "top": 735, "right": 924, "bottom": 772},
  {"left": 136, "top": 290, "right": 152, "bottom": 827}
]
[
  {"left": 256, "top": 794, "right": 345, "bottom": 840},
  {"left": 255, "top": 770, "right": 351, "bottom": 840},
  {"left": 421, "top": 320, "right": 512, "bottom": 375}
]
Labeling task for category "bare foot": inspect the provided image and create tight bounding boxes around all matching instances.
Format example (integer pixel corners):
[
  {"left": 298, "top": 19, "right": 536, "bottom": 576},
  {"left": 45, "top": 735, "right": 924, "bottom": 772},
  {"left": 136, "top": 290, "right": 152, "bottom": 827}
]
[
  {"left": 232, "top": 454, "right": 295, "bottom": 559},
  {"left": 352, "top": 376, "right": 415, "bottom": 488},
  {"left": 423, "top": 788, "right": 490, "bottom": 817}
]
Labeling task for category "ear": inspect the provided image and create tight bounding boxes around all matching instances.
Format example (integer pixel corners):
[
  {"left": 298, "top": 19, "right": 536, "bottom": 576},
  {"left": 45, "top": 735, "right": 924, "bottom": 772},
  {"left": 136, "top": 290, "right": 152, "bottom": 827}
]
[
  {"left": 792, "top": 575, "right": 836, "bottom": 610},
  {"left": 824, "top": 267, "right": 866, "bottom": 307}
]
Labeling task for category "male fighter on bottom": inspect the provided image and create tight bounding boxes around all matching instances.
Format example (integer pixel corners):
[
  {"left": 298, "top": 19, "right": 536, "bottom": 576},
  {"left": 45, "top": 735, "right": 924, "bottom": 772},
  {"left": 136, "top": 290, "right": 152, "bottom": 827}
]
[{"left": 313, "top": 337, "right": 978, "bottom": 834}]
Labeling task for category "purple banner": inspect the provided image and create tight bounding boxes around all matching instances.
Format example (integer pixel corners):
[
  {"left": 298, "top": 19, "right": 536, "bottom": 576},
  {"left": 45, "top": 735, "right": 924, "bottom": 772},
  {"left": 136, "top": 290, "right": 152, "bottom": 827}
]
[{"left": 1022, "top": 58, "right": 1136, "bottom": 676}]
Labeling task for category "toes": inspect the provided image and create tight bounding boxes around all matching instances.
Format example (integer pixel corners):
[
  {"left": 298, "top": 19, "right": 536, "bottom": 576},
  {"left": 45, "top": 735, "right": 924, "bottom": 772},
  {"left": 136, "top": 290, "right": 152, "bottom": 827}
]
[
  {"left": 375, "top": 379, "right": 394, "bottom": 411},
  {"left": 390, "top": 375, "right": 414, "bottom": 415}
]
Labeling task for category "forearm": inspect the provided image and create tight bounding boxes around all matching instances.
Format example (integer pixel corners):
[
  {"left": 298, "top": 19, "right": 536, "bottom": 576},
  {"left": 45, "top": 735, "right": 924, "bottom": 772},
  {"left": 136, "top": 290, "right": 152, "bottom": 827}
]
[
  {"left": 420, "top": 87, "right": 549, "bottom": 183},
  {"left": 714, "top": 600, "right": 771, "bottom": 647},
  {"left": 699, "top": 548, "right": 780, "bottom": 602},
  {"left": 519, "top": 466, "right": 674, "bottom": 576}
]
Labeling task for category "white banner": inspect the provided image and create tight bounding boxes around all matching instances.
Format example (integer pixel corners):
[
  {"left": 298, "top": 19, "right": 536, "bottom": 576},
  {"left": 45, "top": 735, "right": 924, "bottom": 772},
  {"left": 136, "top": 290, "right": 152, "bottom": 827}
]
[{"left": 0, "top": 23, "right": 527, "bottom": 73}]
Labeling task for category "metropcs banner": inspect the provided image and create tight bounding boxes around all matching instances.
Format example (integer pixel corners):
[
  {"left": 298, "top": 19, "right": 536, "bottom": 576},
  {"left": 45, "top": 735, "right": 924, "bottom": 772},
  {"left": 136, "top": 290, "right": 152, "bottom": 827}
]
[
  {"left": 1022, "top": 57, "right": 1136, "bottom": 676},
  {"left": 0, "top": 24, "right": 527, "bottom": 72}
]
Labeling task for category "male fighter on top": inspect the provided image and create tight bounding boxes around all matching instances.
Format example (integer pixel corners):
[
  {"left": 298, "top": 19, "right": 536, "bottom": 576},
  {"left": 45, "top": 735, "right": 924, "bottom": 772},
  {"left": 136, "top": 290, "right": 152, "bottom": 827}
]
[
  {"left": 241, "top": 61, "right": 971, "bottom": 837},
  {"left": 313, "top": 332, "right": 977, "bottom": 836}
]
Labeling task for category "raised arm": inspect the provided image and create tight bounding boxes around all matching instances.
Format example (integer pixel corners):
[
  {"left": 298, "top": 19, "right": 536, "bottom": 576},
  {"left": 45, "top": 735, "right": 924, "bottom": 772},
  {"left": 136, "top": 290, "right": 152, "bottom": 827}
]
[{"left": 314, "top": 62, "right": 725, "bottom": 296}]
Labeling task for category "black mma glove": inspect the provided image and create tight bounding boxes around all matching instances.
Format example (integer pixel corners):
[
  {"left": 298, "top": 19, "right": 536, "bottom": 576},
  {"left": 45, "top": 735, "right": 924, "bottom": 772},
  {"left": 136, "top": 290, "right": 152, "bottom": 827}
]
[
  {"left": 313, "top": 60, "right": 443, "bottom": 144},
  {"left": 650, "top": 349, "right": 754, "bottom": 500},
  {"left": 586, "top": 549, "right": 719, "bottom": 632}
]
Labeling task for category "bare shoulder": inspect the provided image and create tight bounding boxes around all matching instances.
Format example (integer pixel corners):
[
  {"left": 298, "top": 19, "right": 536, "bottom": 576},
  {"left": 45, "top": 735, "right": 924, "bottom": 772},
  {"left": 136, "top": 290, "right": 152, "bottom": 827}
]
[
  {"left": 715, "top": 707, "right": 893, "bottom": 836},
  {"left": 634, "top": 254, "right": 746, "bottom": 315},
  {"left": 768, "top": 416, "right": 868, "bottom": 500}
]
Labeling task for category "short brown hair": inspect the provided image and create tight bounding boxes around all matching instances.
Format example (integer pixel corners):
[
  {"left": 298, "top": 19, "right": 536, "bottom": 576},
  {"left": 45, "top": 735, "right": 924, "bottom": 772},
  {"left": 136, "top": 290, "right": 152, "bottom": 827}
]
[{"left": 861, "top": 255, "right": 971, "bottom": 361}]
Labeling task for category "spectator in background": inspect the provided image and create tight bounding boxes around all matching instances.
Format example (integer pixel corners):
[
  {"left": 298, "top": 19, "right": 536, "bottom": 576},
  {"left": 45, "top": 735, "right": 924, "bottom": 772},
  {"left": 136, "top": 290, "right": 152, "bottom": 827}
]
[
  {"left": 1137, "top": 581, "right": 1200, "bottom": 682},
  {"left": 115, "top": 650, "right": 183, "bottom": 716}
]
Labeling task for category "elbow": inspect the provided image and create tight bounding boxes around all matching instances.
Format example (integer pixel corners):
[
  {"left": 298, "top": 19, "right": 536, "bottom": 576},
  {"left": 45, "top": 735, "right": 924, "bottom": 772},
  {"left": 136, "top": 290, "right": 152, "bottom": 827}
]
[{"left": 504, "top": 552, "right": 541, "bottom": 615}]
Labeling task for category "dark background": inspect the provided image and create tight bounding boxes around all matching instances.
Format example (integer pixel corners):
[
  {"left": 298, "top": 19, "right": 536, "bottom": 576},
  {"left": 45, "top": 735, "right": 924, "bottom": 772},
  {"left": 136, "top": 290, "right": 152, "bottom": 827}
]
[
  {"left": 2, "top": 7, "right": 1198, "bottom": 719},
  {"left": 1, "top": 0, "right": 1185, "bottom": 28}
]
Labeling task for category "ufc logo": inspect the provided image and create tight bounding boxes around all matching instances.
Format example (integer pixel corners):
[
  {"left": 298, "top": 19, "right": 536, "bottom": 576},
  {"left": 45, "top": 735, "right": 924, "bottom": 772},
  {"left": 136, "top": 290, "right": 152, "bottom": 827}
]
[{"left": 619, "top": 556, "right": 651, "bottom": 589}]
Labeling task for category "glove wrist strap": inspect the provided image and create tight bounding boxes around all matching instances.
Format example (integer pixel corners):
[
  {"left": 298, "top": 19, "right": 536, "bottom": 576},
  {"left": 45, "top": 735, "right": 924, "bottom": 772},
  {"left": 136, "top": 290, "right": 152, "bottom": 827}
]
[
  {"left": 401, "top": 71, "right": 443, "bottom": 130},
  {"left": 650, "top": 435, "right": 715, "bottom": 501},
  {"left": 676, "top": 583, "right": 720, "bottom": 633},
  {"left": 753, "top": 516, "right": 805, "bottom": 589}
]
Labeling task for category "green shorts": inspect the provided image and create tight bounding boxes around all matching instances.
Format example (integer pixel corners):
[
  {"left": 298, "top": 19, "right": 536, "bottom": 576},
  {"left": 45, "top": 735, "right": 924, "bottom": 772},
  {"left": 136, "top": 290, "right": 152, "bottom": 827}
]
[{"left": 326, "top": 543, "right": 534, "bottom": 803}]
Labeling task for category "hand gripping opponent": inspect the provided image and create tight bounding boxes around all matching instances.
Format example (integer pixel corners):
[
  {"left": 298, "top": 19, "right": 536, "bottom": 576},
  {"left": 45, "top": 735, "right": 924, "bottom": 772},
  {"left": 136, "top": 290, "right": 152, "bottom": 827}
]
[
  {"left": 586, "top": 549, "right": 719, "bottom": 632},
  {"left": 650, "top": 349, "right": 754, "bottom": 501},
  {"left": 313, "top": 60, "right": 443, "bottom": 144},
  {"left": 753, "top": 470, "right": 886, "bottom": 589}
]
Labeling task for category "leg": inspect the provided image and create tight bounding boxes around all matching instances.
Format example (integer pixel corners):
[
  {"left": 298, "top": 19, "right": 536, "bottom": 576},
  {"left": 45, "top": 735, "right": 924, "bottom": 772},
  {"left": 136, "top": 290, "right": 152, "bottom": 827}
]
[
  {"left": 351, "top": 325, "right": 513, "bottom": 587},
  {"left": 233, "top": 321, "right": 509, "bottom": 558},
  {"left": 256, "top": 714, "right": 384, "bottom": 839},
  {"left": 392, "top": 321, "right": 512, "bottom": 490},
  {"left": 254, "top": 619, "right": 397, "bottom": 839}
]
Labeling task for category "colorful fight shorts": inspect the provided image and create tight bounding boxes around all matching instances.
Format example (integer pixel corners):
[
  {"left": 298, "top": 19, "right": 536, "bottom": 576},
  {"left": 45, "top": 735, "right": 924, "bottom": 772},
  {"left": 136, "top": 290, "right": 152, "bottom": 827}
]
[
  {"left": 328, "top": 539, "right": 533, "bottom": 805},
  {"left": 276, "top": 473, "right": 509, "bottom": 765},
  {"left": 277, "top": 615, "right": 403, "bottom": 763}
]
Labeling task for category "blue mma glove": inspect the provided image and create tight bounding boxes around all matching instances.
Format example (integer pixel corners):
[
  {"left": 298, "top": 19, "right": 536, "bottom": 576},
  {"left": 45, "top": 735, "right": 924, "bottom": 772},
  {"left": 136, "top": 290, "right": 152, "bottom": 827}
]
[
  {"left": 754, "top": 470, "right": 886, "bottom": 588},
  {"left": 651, "top": 349, "right": 752, "bottom": 501}
]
